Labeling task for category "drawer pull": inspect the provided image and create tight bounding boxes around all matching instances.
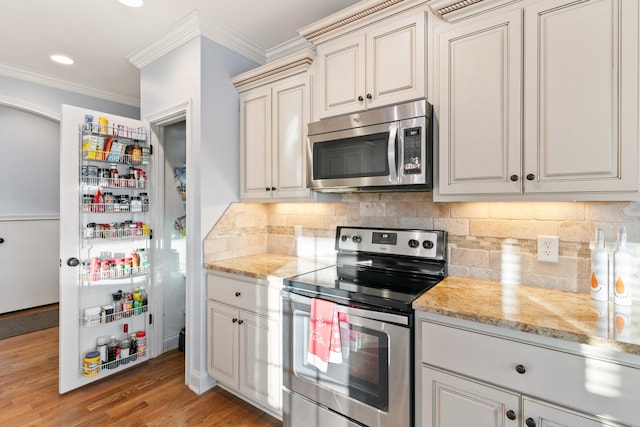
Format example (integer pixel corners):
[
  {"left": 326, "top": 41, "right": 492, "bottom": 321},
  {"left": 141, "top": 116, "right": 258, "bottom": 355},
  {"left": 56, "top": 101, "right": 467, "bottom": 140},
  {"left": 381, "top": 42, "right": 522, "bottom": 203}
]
[
  {"left": 238, "top": 320, "right": 244, "bottom": 325},
  {"left": 525, "top": 418, "right": 536, "bottom": 427},
  {"left": 506, "top": 410, "right": 516, "bottom": 420},
  {"left": 232, "top": 318, "right": 238, "bottom": 323},
  {"left": 515, "top": 364, "right": 526, "bottom": 374},
  {"left": 235, "top": 292, "right": 241, "bottom": 297}
]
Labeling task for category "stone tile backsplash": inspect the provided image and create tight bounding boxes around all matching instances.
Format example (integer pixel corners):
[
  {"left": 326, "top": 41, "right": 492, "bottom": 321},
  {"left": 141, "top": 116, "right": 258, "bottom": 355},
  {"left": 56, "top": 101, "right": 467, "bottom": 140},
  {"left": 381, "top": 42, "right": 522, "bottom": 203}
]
[{"left": 204, "top": 192, "right": 640, "bottom": 294}]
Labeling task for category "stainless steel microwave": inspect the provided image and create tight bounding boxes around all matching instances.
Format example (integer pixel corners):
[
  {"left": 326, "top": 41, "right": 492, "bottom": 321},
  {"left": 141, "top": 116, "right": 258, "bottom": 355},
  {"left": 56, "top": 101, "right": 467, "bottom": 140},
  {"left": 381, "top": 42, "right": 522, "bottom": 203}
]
[{"left": 308, "top": 99, "right": 433, "bottom": 192}]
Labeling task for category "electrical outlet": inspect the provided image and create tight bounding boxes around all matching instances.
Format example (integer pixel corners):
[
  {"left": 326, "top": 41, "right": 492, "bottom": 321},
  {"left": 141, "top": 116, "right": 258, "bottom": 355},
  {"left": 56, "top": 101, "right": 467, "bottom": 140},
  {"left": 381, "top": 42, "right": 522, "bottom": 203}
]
[{"left": 538, "top": 235, "right": 559, "bottom": 263}]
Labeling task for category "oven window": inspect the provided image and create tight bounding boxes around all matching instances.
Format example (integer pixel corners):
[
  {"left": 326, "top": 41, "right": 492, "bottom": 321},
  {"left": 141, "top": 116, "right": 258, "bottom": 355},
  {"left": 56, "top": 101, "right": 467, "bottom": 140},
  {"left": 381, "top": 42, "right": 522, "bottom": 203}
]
[
  {"left": 292, "top": 309, "right": 389, "bottom": 411},
  {"left": 313, "top": 132, "right": 390, "bottom": 180}
]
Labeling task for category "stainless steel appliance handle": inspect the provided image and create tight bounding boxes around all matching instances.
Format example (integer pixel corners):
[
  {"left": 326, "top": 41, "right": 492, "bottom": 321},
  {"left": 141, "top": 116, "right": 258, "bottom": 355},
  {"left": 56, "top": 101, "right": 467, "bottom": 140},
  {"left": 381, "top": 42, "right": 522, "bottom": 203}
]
[
  {"left": 387, "top": 123, "right": 398, "bottom": 184},
  {"left": 281, "top": 290, "right": 409, "bottom": 326}
]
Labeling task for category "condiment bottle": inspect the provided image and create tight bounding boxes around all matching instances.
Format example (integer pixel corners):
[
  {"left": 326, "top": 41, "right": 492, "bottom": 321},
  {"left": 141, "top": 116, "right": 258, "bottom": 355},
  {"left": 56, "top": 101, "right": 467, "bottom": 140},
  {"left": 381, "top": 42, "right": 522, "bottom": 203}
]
[
  {"left": 614, "top": 226, "right": 632, "bottom": 306},
  {"left": 129, "top": 333, "right": 138, "bottom": 362},
  {"left": 119, "top": 324, "right": 130, "bottom": 365},
  {"left": 591, "top": 227, "right": 608, "bottom": 301},
  {"left": 139, "top": 285, "right": 148, "bottom": 312},
  {"left": 106, "top": 336, "right": 119, "bottom": 369}
]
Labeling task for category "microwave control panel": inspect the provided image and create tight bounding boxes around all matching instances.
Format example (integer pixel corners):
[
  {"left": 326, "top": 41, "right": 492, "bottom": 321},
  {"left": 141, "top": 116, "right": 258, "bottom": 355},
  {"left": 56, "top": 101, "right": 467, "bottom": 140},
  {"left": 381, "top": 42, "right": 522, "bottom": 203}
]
[{"left": 402, "top": 127, "right": 422, "bottom": 174}]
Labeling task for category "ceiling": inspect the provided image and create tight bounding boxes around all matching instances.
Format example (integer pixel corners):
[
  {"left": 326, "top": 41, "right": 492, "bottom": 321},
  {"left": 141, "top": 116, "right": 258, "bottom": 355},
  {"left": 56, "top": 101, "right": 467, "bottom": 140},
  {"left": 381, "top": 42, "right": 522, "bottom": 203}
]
[{"left": 0, "top": 0, "right": 362, "bottom": 107}]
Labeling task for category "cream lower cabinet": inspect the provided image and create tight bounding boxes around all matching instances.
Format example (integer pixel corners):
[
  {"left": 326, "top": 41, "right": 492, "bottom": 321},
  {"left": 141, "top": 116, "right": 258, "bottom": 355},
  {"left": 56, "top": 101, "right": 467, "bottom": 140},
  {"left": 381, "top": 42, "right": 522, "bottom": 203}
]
[
  {"left": 207, "top": 272, "right": 282, "bottom": 417},
  {"left": 417, "top": 314, "right": 640, "bottom": 427},
  {"left": 313, "top": 8, "right": 426, "bottom": 119},
  {"left": 435, "top": 0, "right": 639, "bottom": 200}
]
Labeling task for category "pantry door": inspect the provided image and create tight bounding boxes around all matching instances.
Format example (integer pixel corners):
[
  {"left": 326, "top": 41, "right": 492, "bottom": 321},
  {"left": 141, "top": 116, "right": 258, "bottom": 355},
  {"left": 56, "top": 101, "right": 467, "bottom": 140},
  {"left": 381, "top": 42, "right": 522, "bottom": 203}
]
[{"left": 59, "top": 104, "right": 155, "bottom": 393}]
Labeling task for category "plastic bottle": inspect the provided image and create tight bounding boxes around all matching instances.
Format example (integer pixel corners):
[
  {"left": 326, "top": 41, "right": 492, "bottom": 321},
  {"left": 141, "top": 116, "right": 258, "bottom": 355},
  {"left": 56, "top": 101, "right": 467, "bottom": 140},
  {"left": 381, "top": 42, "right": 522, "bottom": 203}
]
[
  {"left": 119, "top": 324, "right": 130, "bottom": 365},
  {"left": 139, "top": 285, "right": 148, "bottom": 312},
  {"left": 614, "top": 226, "right": 633, "bottom": 306},
  {"left": 591, "top": 227, "right": 609, "bottom": 301},
  {"left": 136, "top": 331, "right": 146, "bottom": 357},
  {"left": 133, "top": 288, "right": 142, "bottom": 315}
]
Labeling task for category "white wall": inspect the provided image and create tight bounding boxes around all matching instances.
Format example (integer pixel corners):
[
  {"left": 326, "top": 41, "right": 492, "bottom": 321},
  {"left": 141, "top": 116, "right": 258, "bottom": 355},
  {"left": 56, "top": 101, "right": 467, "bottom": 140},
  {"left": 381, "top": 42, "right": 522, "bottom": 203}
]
[{"left": 140, "top": 36, "right": 257, "bottom": 394}]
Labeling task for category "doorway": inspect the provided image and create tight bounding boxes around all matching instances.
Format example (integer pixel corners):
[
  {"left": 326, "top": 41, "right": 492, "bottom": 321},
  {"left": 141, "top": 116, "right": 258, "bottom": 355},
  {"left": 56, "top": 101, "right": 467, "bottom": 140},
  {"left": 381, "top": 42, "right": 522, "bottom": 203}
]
[{"left": 161, "top": 121, "right": 186, "bottom": 351}]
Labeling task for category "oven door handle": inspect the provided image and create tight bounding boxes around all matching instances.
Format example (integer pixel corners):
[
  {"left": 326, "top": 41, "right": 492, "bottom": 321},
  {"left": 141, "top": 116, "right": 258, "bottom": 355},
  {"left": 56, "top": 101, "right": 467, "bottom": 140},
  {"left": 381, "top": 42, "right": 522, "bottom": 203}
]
[
  {"left": 387, "top": 122, "right": 399, "bottom": 184},
  {"left": 282, "top": 290, "right": 409, "bottom": 326}
]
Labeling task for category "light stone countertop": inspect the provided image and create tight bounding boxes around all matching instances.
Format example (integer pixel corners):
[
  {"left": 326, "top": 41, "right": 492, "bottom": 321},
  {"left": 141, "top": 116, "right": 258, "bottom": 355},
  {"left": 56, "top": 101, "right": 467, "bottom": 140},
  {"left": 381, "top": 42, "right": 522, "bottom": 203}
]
[
  {"left": 204, "top": 253, "right": 333, "bottom": 283},
  {"left": 414, "top": 276, "right": 640, "bottom": 356},
  {"left": 205, "top": 254, "right": 640, "bottom": 357}
]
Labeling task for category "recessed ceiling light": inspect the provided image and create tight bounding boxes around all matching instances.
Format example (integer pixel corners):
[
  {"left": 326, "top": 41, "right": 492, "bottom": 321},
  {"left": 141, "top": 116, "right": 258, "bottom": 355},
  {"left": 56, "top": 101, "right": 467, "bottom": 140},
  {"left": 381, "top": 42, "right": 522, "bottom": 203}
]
[
  {"left": 118, "top": 0, "right": 143, "bottom": 7},
  {"left": 50, "top": 54, "right": 74, "bottom": 65}
]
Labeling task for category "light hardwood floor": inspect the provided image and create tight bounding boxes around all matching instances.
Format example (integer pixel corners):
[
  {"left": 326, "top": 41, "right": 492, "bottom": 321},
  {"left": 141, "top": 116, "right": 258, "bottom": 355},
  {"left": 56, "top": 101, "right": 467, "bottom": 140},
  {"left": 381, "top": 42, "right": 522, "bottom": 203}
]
[{"left": 0, "top": 326, "right": 282, "bottom": 426}]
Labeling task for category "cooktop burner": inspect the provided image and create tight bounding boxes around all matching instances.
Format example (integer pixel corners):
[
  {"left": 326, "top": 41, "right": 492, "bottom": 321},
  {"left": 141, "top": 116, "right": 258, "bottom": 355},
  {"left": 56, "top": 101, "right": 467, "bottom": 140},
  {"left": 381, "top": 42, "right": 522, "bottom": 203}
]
[{"left": 283, "top": 226, "right": 447, "bottom": 314}]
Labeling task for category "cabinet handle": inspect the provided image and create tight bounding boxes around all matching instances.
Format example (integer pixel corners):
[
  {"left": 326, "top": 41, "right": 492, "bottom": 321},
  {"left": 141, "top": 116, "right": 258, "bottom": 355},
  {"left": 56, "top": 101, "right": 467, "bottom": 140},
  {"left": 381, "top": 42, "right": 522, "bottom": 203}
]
[
  {"left": 235, "top": 292, "right": 241, "bottom": 297},
  {"left": 515, "top": 364, "right": 526, "bottom": 374},
  {"left": 265, "top": 187, "right": 271, "bottom": 191},
  {"left": 271, "top": 187, "right": 276, "bottom": 191},
  {"left": 232, "top": 318, "right": 238, "bottom": 323},
  {"left": 366, "top": 93, "right": 372, "bottom": 100},
  {"left": 238, "top": 320, "right": 244, "bottom": 325},
  {"left": 0, "top": 237, "right": 4, "bottom": 244},
  {"left": 506, "top": 410, "right": 516, "bottom": 420},
  {"left": 510, "top": 175, "right": 519, "bottom": 182},
  {"left": 526, "top": 173, "right": 535, "bottom": 181},
  {"left": 525, "top": 418, "right": 536, "bottom": 427},
  {"left": 358, "top": 95, "right": 364, "bottom": 102}
]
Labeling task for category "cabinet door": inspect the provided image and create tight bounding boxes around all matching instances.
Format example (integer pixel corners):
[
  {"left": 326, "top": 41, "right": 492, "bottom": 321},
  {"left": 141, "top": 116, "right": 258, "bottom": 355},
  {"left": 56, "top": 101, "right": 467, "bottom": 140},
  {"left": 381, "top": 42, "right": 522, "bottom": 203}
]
[
  {"left": 523, "top": 0, "right": 639, "bottom": 194},
  {"left": 523, "top": 398, "right": 620, "bottom": 427},
  {"left": 240, "top": 86, "right": 272, "bottom": 200},
  {"left": 239, "top": 311, "right": 282, "bottom": 412},
  {"left": 315, "top": 33, "right": 366, "bottom": 119},
  {"left": 422, "top": 366, "right": 520, "bottom": 427},
  {"left": 207, "top": 300, "right": 239, "bottom": 388},
  {"left": 437, "top": 10, "right": 523, "bottom": 195},
  {"left": 366, "top": 11, "right": 426, "bottom": 110},
  {"left": 271, "top": 75, "right": 312, "bottom": 199}
]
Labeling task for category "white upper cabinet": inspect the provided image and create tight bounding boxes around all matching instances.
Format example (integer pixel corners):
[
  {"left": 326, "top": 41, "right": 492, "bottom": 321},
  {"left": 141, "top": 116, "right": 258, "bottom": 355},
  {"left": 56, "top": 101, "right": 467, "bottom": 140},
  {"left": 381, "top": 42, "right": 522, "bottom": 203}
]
[
  {"left": 434, "top": 0, "right": 639, "bottom": 200},
  {"left": 233, "top": 51, "right": 319, "bottom": 202},
  {"left": 307, "top": 2, "right": 428, "bottom": 120}
]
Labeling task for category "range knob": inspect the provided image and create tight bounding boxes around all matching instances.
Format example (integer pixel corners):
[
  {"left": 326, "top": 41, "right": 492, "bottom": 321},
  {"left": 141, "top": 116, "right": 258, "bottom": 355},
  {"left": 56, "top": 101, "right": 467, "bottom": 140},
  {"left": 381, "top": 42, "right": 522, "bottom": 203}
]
[
  {"left": 352, "top": 235, "right": 362, "bottom": 243},
  {"left": 422, "top": 240, "right": 434, "bottom": 249},
  {"left": 340, "top": 235, "right": 349, "bottom": 242},
  {"left": 408, "top": 239, "right": 420, "bottom": 248}
]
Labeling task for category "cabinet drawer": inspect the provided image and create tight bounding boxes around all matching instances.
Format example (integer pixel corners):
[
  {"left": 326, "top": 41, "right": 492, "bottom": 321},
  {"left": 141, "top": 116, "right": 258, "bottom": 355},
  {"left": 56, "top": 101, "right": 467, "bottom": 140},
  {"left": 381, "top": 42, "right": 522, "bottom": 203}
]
[
  {"left": 207, "top": 273, "right": 280, "bottom": 318},
  {"left": 420, "top": 321, "right": 640, "bottom": 426}
]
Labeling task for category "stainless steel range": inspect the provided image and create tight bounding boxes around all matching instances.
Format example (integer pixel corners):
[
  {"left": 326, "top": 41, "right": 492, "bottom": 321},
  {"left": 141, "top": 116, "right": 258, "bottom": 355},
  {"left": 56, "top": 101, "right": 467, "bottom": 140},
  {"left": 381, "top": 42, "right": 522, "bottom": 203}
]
[{"left": 282, "top": 226, "right": 447, "bottom": 427}]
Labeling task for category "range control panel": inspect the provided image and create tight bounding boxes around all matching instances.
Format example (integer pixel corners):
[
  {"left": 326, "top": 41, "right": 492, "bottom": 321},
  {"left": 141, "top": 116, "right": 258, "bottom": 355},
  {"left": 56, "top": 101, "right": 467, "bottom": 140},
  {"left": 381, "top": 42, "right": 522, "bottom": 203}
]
[{"left": 336, "top": 226, "right": 446, "bottom": 261}]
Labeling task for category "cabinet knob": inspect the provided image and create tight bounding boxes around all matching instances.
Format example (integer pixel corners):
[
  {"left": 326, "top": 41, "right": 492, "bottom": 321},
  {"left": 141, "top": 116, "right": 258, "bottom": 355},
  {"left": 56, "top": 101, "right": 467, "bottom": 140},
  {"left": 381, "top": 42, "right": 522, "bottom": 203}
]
[
  {"left": 525, "top": 418, "right": 536, "bottom": 427},
  {"left": 0, "top": 237, "right": 4, "bottom": 244},
  {"left": 366, "top": 93, "right": 372, "bottom": 100},
  {"left": 510, "top": 175, "right": 519, "bottom": 182},
  {"left": 358, "top": 95, "right": 364, "bottom": 102},
  {"left": 506, "top": 410, "right": 516, "bottom": 421},
  {"left": 232, "top": 318, "right": 238, "bottom": 323},
  {"left": 271, "top": 187, "right": 276, "bottom": 191},
  {"left": 238, "top": 319, "right": 244, "bottom": 325},
  {"left": 235, "top": 292, "right": 241, "bottom": 297},
  {"left": 265, "top": 187, "right": 271, "bottom": 191},
  {"left": 515, "top": 364, "right": 526, "bottom": 374},
  {"left": 526, "top": 173, "right": 536, "bottom": 181},
  {"left": 67, "top": 257, "right": 80, "bottom": 267}
]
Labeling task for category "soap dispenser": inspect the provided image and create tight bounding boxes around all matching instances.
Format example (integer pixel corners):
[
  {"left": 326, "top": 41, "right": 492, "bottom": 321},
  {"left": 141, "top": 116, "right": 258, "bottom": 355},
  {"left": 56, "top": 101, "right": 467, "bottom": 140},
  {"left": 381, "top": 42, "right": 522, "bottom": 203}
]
[
  {"left": 590, "top": 227, "right": 608, "bottom": 301},
  {"left": 614, "top": 226, "right": 632, "bottom": 306}
]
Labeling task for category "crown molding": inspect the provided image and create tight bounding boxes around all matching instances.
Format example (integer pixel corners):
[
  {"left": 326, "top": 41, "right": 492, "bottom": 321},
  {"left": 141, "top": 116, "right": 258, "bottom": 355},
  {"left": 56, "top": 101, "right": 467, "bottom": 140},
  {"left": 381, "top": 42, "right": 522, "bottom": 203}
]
[
  {"left": 265, "top": 36, "right": 313, "bottom": 63},
  {"left": 427, "top": 0, "right": 520, "bottom": 22},
  {"left": 128, "top": 10, "right": 267, "bottom": 70},
  {"left": 298, "top": 0, "right": 406, "bottom": 41},
  {"left": 0, "top": 61, "right": 139, "bottom": 107},
  {"left": 231, "top": 49, "right": 315, "bottom": 92}
]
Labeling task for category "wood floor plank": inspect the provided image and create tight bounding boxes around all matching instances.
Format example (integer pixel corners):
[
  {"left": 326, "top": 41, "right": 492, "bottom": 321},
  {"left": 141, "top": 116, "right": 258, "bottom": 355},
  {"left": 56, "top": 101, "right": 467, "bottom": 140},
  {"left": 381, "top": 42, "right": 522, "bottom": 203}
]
[{"left": 0, "top": 327, "right": 282, "bottom": 426}]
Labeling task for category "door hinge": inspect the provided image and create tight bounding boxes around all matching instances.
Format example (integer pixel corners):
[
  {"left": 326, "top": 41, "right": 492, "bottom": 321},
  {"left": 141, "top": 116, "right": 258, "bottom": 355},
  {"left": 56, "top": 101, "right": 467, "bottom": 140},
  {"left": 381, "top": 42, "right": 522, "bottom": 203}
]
[
  {"left": 149, "top": 144, "right": 153, "bottom": 155},
  {"left": 149, "top": 313, "right": 153, "bottom": 325},
  {"left": 149, "top": 229, "right": 153, "bottom": 240}
]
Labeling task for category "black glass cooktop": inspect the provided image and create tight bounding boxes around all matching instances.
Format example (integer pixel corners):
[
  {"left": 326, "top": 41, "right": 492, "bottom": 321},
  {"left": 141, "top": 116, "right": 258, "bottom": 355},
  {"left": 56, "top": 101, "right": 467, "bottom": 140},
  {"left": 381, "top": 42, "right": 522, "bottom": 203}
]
[{"left": 283, "top": 264, "right": 443, "bottom": 314}]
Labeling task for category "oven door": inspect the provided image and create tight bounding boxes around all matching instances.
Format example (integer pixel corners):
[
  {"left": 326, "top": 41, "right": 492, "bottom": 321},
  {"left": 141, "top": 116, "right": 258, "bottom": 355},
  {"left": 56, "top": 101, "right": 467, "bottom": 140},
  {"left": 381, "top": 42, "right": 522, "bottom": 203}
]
[{"left": 282, "top": 291, "right": 411, "bottom": 427}]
